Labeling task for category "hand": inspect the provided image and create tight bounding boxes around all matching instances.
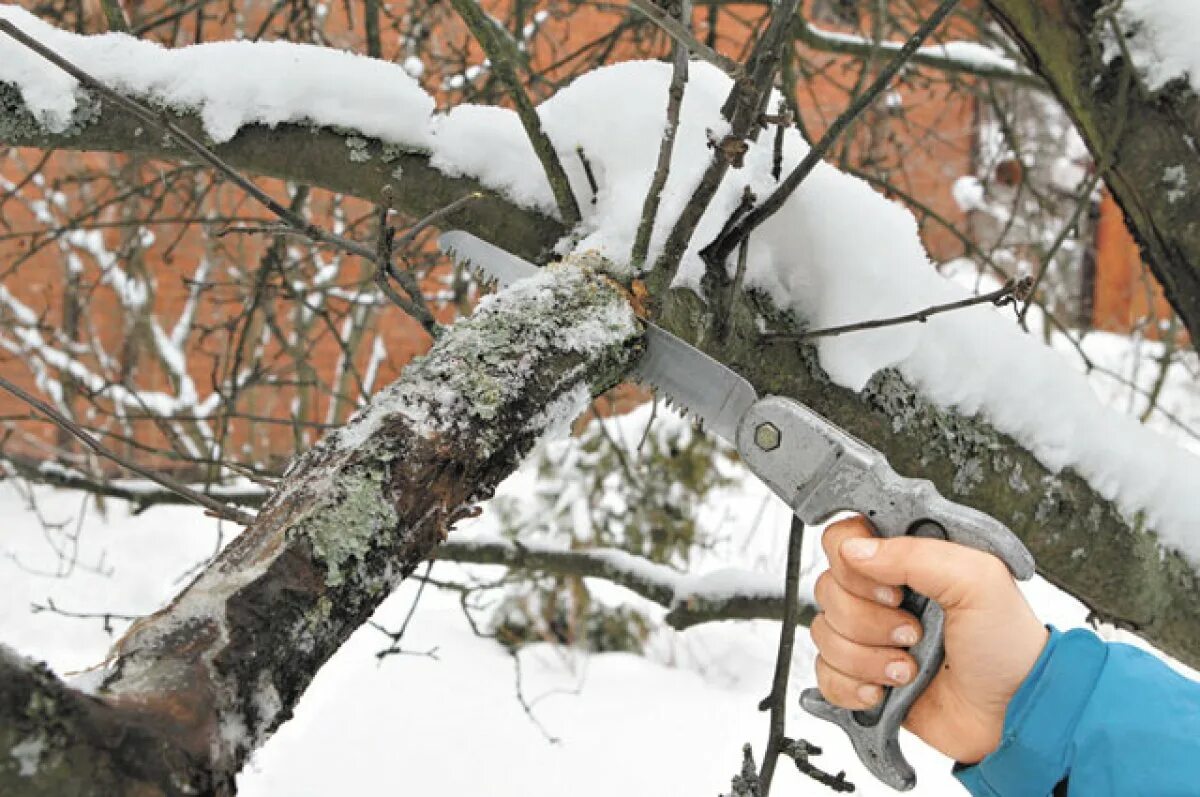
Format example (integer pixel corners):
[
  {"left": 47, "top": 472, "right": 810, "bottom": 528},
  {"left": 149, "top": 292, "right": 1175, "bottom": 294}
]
[{"left": 810, "top": 516, "right": 1048, "bottom": 764}]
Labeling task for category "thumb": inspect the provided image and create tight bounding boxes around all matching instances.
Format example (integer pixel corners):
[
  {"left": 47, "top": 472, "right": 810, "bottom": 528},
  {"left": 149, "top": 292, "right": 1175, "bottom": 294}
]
[{"left": 839, "top": 535, "right": 1009, "bottom": 609}]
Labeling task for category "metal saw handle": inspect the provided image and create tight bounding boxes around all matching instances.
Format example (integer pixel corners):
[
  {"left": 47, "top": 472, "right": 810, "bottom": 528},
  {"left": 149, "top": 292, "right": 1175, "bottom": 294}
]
[{"left": 735, "top": 396, "right": 1035, "bottom": 791}]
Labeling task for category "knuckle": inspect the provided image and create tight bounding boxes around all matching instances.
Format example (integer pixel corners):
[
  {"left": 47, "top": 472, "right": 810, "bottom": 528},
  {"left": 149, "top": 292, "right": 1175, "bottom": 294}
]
[{"left": 813, "top": 571, "right": 831, "bottom": 609}]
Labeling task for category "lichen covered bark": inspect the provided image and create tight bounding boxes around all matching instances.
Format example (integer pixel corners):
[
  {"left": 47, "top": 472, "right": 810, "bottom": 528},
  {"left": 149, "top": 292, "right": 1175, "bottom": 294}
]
[{"left": 4, "top": 259, "right": 641, "bottom": 794}]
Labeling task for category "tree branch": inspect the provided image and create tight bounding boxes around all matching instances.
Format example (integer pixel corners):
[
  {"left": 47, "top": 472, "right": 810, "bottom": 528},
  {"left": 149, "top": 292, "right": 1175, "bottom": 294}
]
[
  {"left": 762, "top": 277, "right": 1029, "bottom": 341},
  {"left": 450, "top": 0, "right": 581, "bottom": 227},
  {"left": 1, "top": 257, "right": 643, "bottom": 794},
  {"left": 704, "top": 0, "right": 962, "bottom": 269},
  {"left": 0, "top": 375, "right": 255, "bottom": 525},
  {"left": 2, "top": 43, "right": 1198, "bottom": 670},
  {"left": 432, "top": 535, "right": 818, "bottom": 631}
]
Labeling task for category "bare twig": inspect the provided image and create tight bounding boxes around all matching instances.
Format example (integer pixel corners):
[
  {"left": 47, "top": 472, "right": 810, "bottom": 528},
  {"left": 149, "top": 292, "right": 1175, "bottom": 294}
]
[
  {"left": 762, "top": 277, "right": 1029, "bottom": 342},
  {"left": 0, "top": 375, "right": 255, "bottom": 525},
  {"left": 0, "top": 20, "right": 378, "bottom": 263},
  {"left": 703, "top": 0, "right": 963, "bottom": 269},
  {"left": 31, "top": 597, "right": 140, "bottom": 635},
  {"left": 373, "top": 187, "right": 441, "bottom": 336},
  {"left": 449, "top": 0, "right": 581, "bottom": 226},
  {"left": 647, "top": 0, "right": 804, "bottom": 300},
  {"left": 576, "top": 147, "right": 599, "bottom": 205},
  {"left": 628, "top": 0, "right": 743, "bottom": 79},
  {"left": 370, "top": 561, "right": 440, "bottom": 659},
  {"left": 757, "top": 516, "right": 804, "bottom": 793},
  {"left": 98, "top": 0, "right": 130, "bottom": 33},
  {"left": 632, "top": 1, "right": 690, "bottom": 270}
]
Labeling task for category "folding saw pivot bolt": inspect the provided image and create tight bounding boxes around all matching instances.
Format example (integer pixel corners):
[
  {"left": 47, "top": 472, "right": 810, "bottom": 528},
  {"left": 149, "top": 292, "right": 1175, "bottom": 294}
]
[{"left": 438, "top": 230, "right": 1037, "bottom": 791}]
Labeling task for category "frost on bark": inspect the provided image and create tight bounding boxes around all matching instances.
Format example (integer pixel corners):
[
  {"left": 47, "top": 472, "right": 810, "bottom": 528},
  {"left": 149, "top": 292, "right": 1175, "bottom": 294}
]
[{"left": 0, "top": 261, "right": 642, "bottom": 795}]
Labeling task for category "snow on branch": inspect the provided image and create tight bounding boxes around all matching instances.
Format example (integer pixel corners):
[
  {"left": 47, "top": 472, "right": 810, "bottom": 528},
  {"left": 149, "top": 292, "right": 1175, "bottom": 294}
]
[
  {"left": 794, "top": 14, "right": 1040, "bottom": 87},
  {"left": 3, "top": 3, "right": 1200, "bottom": 667},
  {"left": 436, "top": 533, "right": 816, "bottom": 630}
]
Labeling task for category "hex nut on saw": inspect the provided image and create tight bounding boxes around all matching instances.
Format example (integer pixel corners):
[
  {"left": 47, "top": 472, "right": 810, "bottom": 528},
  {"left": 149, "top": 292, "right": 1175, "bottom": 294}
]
[{"left": 754, "top": 422, "right": 781, "bottom": 451}]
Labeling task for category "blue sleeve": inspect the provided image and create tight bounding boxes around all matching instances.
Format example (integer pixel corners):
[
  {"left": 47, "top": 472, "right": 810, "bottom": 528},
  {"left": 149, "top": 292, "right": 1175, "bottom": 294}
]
[{"left": 953, "top": 626, "right": 1200, "bottom": 796}]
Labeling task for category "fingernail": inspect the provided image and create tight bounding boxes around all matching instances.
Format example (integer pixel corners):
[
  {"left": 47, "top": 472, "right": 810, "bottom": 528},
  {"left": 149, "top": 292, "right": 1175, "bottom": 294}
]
[
  {"left": 886, "top": 661, "right": 912, "bottom": 684},
  {"left": 874, "top": 587, "right": 897, "bottom": 606},
  {"left": 842, "top": 538, "right": 879, "bottom": 560},
  {"left": 892, "top": 625, "right": 919, "bottom": 646},
  {"left": 857, "top": 684, "right": 881, "bottom": 705}
]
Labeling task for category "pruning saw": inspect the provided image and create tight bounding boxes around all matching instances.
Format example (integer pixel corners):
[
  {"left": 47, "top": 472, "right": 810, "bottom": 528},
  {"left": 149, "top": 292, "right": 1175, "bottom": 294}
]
[{"left": 439, "top": 230, "right": 1035, "bottom": 792}]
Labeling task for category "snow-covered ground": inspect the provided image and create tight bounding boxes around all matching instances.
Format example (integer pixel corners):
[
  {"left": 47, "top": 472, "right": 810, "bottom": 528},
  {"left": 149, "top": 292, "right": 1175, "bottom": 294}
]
[{"left": 5, "top": 397, "right": 1179, "bottom": 796}]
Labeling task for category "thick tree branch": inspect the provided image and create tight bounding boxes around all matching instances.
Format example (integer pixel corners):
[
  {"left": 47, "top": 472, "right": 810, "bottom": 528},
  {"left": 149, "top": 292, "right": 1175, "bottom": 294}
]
[{"left": 1, "top": 259, "right": 643, "bottom": 794}]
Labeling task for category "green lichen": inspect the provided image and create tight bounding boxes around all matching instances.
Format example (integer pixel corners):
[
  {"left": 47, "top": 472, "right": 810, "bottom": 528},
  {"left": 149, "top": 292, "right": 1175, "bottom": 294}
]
[
  {"left": 0, "top": 84, "right": 101, "bottom": 144},
  {"left": 296, "top": 467, "right": 398, "bottom": 586}
]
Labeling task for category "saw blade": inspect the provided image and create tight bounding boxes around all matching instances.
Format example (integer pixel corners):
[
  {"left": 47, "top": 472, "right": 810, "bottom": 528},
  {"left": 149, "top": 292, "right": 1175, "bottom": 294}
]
[
  {"left": 438, "top": 230, "right": 759, "bottom": 445},
  {"left": 439, "top": 230, "right": 540, "bottom": 289},
  {"left": 629, "top": 325, "right": 757, "bottom": 445}
]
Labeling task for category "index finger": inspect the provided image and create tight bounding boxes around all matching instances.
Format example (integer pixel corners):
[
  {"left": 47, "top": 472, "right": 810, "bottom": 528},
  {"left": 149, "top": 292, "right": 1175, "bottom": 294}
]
[{"left": 821, "top": 516, "right": 902, "bottom": 607}]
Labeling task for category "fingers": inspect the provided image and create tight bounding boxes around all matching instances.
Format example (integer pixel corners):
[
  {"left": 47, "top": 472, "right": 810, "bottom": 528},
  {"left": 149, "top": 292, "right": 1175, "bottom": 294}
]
[
  {"left": 814, "top": 570, "right": 922, "bottom": 647},
  {"left": 811, "top": 613, "right": 917, "bottom": 690},
  {"left": 837, "top": 529, "right": 1012, "bottom": 611},
  {"left": 821, "top": 516, "right": 902, "bottom": 607},
  {"left": 815, "top": 655, "right": 882, "bottom": 710}
]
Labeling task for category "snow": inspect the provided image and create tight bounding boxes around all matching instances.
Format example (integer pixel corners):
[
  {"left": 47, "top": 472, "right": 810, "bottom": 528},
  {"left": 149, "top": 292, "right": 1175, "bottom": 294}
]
[
  {"left": 1113, "top": 0, "right": 1200, "bottom": 94},
  {"left": 4, "top": 400, "right": 1196, "bottom": 795},
  {"left": 0, "top": 5, "right": 434, "bottom": 146}
]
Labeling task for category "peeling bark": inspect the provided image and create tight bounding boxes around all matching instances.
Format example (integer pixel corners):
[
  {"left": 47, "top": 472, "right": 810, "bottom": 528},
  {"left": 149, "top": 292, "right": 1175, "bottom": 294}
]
[{"left": 0, "top": 261, "right": 641, "bottom": 794}]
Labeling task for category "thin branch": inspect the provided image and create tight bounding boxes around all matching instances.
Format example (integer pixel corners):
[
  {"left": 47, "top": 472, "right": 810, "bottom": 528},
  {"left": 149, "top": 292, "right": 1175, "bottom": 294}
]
[
  {"left": 762, "top": 276, "right": 1028, "bottom": 342},
  {"left": 449, "top": 0, "right": 581, "bottom": 226},
  {"left": 792, "top": 13, "right": 1042, "bottom": 87},
  {"left": 0, "top": 20, "right": 377, "bottom": 263},
  {"left": 370, "top": 561, "right": 439, "bottom": 659},
  {"left": 647, "top": 0, "right": 804, "bottom": 300},
  {"left": 576, "top": 147, "right": 599, "bottom": 205},
  {"left": 433, "top": 536, "right": 818, "bottom": 631},
  {"left": 632, "top": 0, "right": 690, "bottom": 270},
  {"left": 628, "top": 0, "right": 743, "bottom": 79},
  {"left": 757, "top": 516, "right": 804, "bottom": 793},
  {"left": 373, "top": 186, "right": 440, "bottom": 337},
  {"left": 98, "top": 0, "right": 130, "bottom": 33},
  {"left": 30, "top": 597, "right": 140, "bottom": 635},
  {"left": 0, "top": 375, "right": 255, "bottom": 525},
  {"left": 703, "top": 0, "right": 963, "bottom": 269}
]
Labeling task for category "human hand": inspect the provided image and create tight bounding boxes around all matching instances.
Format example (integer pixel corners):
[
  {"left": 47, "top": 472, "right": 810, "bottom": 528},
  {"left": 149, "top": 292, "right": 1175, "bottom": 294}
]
[{"left": 810, "top": 516, "right": 1048, "bottom": 764}]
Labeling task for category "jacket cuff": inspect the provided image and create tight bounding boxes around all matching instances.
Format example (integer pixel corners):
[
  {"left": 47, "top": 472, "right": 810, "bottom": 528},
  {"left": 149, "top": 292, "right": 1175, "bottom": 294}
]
[{"left": 953, "top": 628, "right": 1107, "bottom": 796}]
